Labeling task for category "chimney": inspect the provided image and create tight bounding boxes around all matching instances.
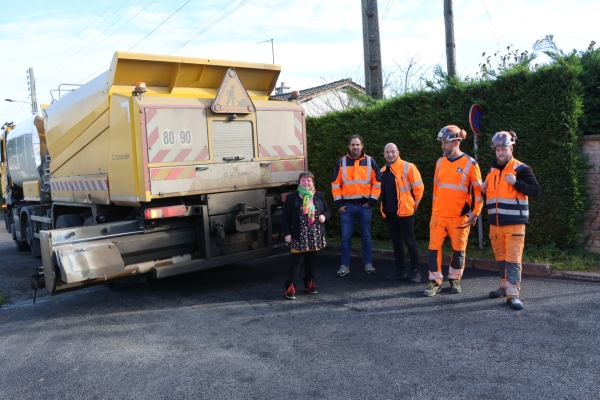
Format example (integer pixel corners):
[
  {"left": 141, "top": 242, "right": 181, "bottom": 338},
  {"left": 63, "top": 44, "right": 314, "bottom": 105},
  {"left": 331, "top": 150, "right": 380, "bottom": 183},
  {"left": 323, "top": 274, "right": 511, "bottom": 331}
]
[
  {"left": 274, "top": 81, "right": 291, "bottom": 95},
  {"left": 288, "top": 90, "right": 300, "bottom": 101}
]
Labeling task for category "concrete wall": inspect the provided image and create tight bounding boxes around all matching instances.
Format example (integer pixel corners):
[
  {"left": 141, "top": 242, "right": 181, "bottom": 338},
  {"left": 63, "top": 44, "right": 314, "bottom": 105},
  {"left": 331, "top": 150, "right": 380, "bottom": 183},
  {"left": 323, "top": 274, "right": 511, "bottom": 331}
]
[{"left": 581, "top": 134, "right": 600, "bottom": 254}]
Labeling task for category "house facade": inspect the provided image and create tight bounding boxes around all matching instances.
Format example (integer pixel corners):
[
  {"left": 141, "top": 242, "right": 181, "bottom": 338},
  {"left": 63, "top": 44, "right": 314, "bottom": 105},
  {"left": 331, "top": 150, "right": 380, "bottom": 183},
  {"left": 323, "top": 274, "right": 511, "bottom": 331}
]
[{"left": 271, "top": 79, "right": 366, "bottom": 117}]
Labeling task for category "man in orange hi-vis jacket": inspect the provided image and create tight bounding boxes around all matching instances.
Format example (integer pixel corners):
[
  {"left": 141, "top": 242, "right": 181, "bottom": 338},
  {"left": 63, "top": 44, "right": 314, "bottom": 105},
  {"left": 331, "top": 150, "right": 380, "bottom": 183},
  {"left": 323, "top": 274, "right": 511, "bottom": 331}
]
[
  {"left": 332, "top": 135, "right": 381, "bottom": 277},
  {"left": 380, "top": 143, "right": 424, "bottom": 283},
  {"left": 482, "top": 131, "right": 540, "bottom": 310},
  {"left": 423, "top": 125, "right": 483, "bottom": 297}
]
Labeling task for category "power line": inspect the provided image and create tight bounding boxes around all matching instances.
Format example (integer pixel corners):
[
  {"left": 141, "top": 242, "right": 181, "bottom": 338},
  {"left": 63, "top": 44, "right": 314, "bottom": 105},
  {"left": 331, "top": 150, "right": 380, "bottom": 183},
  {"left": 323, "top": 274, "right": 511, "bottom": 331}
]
[
  {"left": 35, "top": 0, "right": 122, "bottom": 73},
  {"left": 39, "top": 0, "right": 147, "bottom": 84},
  {"left": 41, "top": 0, "right": 156, "bottom": 86},
  {"left": 166, "top": 0, "right": 251, "bottom": 55},
  {"left": 128, "top": 0, "right": 193, "bottom": 51},
  {"left": 162, "top": 0, "right": 239, "bottom": 55},
  {"left": 6, "top": 2, "right": 126, "bottom": 119},
  {"left": 381, "top": 0, "right": 394, "bottom": 23},
  {"left": 79, "top": 0, "right": 248, "bottom": 83},
  {"left": 482, "top": 0, "right": 501, "bottom": 53}
]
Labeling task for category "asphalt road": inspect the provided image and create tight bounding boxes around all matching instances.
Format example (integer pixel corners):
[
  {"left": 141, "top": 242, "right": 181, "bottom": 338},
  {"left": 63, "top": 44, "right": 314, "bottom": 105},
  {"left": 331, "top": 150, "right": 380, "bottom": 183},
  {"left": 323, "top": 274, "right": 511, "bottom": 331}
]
[{"left": 1, "top": 229, "right": 599, "bottom": 399}]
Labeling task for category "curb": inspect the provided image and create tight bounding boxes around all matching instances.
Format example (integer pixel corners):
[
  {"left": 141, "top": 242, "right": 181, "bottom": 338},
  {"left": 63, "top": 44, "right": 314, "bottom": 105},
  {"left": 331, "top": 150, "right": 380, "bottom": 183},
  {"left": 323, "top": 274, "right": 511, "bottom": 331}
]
[
  {"left": 322, "top": 246, "right": 599, "bottom": 282},
  {"left": 550, "top": 270, "right": 600, "bottom": 282}
]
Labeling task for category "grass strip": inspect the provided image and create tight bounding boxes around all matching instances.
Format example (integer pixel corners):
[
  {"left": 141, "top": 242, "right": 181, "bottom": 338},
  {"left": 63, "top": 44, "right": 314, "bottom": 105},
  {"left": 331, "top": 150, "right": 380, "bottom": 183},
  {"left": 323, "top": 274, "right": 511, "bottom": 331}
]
[{"left": 327, "top": 238, "right": 600, "bottom": 273}]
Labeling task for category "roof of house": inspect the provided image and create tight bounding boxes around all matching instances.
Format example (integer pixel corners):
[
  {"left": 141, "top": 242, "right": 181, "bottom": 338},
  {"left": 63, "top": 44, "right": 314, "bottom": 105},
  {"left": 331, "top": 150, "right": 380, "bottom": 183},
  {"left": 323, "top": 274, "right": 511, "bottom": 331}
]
[{"left": 270, "top": 78, "right": 365, "bottom": 102}]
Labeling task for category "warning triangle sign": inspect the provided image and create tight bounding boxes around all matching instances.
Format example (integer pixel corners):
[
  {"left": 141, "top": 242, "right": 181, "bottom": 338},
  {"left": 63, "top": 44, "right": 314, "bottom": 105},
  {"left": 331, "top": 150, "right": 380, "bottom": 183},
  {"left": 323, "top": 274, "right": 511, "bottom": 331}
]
[{"left": 212, "top": 68, "right": 256, "bottom": 114}]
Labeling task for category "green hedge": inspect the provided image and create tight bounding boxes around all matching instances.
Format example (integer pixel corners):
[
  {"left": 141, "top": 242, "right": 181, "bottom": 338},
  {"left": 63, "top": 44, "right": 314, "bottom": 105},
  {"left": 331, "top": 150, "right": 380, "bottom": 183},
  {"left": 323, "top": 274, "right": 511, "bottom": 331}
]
[{"left": 306, "top": 60, "right": 589, "bottom": 249}]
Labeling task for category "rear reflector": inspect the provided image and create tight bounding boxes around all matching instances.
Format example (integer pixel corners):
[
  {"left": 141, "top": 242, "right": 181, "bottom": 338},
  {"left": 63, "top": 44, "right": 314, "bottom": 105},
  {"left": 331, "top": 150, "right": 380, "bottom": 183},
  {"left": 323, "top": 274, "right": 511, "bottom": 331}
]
[{"left": 144, "top": 205, "right": 186, "bottom": 219}]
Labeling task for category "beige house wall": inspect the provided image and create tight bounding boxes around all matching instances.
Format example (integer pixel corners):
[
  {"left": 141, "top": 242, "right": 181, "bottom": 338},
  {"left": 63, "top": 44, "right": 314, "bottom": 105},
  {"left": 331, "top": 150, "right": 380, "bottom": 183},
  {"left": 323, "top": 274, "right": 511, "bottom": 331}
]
[{"left": 581, "top": 134, "right": 600, "bottom": 254}]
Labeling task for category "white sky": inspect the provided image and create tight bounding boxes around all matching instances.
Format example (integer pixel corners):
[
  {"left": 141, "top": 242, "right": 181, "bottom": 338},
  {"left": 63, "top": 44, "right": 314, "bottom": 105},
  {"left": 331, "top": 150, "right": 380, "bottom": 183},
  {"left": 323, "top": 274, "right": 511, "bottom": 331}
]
[{"left": 1, "top": 0, "right": 597, "bottom": 124}]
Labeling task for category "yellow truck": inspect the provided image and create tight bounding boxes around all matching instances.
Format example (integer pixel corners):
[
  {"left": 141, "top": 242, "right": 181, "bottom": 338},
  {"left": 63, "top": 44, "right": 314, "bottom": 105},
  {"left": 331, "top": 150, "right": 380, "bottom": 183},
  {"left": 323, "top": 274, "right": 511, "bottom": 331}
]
[
  {"left": 1, "top": 121, "right": 17, "bottom": 230},
  {"left": 3, "top": 52, "right": 307, "bottom": 295}
]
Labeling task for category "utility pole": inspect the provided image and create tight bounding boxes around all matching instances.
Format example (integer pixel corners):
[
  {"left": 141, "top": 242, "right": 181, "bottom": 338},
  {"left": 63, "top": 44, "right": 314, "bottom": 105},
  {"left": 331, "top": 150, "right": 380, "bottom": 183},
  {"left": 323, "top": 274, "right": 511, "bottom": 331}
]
[
  {"left": 257, "top": 39, "right": 275, "bottom": 64},
  {"left": 444, "top": 0, "right": 457, "bottom": 77},
  {"left": 27, "top": 67, "right": 38, "bottom": 115},
  {"left": 361, "top": 0, "right": 383, "bottom": 99}
]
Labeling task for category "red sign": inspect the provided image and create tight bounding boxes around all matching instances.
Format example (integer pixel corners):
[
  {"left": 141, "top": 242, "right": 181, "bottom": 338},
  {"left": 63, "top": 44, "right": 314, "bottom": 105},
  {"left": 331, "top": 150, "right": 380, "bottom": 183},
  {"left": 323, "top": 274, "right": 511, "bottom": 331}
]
[{"left": 469, "top": 104, "right": 484, "bottom": 135}]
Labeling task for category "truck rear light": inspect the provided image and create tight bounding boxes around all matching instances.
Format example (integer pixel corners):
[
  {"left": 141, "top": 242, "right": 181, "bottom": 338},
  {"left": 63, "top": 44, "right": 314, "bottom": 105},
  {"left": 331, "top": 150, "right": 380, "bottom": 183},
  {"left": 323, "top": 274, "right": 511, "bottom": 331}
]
[{"left": 144, "top": 205, "right": 186, "bottom": 219}]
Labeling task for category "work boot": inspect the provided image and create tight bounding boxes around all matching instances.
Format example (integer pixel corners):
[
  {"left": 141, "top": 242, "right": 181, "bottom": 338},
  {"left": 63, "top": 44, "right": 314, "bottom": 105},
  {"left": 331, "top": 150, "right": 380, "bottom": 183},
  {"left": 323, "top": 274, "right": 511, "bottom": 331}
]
[
  {"left": 409, "top": 270, "right": 422, "bottom": 283},
  {"left": 365, "top": 263, "right": 376, "bottom": 274},
  {"left": 386, "top": 270, "right": 407, "bottom": 281},
  {"left": 304, "top": 277, "right": 318, "bottom": 294},
  {"left": 337, "top": 265, "right": 350, "bottom": 277},
  {"left": 423, "top": 281, "right": 442, "bottom": 297},
  {"left": 284, "top": 282, "right": 296, "bottom": 300},
  {"left": 489, "top": 287, "right": 507, "bottom": 298},
  {"left": 507, "top": 296, "right": 524, "bottom": 310},
  {"left": 449, "top": 279, "right": 462, "bottom": 294}
]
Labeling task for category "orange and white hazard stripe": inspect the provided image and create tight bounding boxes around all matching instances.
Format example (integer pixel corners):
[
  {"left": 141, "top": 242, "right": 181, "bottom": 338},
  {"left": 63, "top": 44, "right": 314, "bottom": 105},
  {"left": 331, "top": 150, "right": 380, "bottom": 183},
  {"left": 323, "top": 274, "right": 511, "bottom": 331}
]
[
  {"left": 145, "top": 108, "right": 209, "bottom": 164},
  {"left": 150, "top": 166, "right": 197, "bottom": 181},
  {"left": 270, "top": 160, "right": 304, "bottom": 172},
  {"left": 259, "top": 111, "right": 304, "bottom": 157}
]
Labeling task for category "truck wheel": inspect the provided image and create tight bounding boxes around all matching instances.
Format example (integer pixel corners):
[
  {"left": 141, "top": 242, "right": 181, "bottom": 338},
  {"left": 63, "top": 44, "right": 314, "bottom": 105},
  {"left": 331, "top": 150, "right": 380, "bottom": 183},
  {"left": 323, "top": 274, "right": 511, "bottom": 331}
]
[
  {"left": 15, "top": 239, "right": 29, "bottom": 252},
  {"left": 4, "top": 212, "right": 10, "bottom": 233},
  {"left": 26, "top": 225, "right": 41, "bottom": 257},
  {"left": 55, "top": 214, "right": 83, "bottom": 229},
  {"left": 13, "top": 220, "right": 30, "bottom": 252},
  {"left": 83, "top": 216, "right": 96, "bottom": 226}
]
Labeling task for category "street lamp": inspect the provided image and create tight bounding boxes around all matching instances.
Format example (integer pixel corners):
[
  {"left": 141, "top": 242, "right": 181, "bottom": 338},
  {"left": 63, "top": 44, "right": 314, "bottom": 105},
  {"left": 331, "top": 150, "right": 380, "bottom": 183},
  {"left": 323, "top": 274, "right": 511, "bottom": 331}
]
[{"left": 5, "top": 98, "right": 30, "bottom": 104}]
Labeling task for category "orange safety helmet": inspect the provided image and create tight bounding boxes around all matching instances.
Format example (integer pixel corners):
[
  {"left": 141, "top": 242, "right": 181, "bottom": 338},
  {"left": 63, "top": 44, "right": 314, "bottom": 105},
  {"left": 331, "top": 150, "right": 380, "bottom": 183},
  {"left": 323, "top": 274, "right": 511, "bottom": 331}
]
[
  {"left": 491, "top": 130, "right": 517, "bottom": 148},
  {"left": 437, "top": 125, "right": 467, "bottom": 141}
]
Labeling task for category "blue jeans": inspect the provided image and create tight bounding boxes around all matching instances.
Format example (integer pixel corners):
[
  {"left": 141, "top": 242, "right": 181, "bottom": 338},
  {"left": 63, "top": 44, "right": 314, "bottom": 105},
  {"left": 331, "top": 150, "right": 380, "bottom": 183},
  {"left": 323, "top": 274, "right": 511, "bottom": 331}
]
[{"left": 340, "top": 203, "right": 373, "bottom": 266}]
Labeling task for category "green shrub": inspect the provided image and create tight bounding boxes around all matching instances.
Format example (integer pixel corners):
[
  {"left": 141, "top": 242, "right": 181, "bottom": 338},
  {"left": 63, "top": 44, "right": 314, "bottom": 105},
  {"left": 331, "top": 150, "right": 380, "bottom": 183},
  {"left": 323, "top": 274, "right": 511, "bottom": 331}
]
[{"left": 307, "top": 59, "right": 588, "bottom": 249}]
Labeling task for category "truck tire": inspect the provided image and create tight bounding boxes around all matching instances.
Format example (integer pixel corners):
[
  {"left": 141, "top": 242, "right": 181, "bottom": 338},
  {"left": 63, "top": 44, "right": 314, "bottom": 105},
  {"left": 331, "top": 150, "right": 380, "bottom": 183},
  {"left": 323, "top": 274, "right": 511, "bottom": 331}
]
[
  {"left": 55, "top": 214, "right": 83, "bottom": 229},
  {"left": 12, "top": 221, "right": 30, "bottom": 252},
  {"left": 4, "top": 212, "right": 10, "bottom": 233},
  {"left": 83, "top": 216, "right": 96, "bottom": 226},
  {"left": 15, "top": 239, "right": 29, "bottom": 252}
]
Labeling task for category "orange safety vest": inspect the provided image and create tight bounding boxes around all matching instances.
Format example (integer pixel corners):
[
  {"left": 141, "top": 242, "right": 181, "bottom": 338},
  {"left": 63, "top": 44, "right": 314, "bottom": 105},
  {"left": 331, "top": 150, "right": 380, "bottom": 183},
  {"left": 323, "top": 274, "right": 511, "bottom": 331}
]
[
  {"left": 484, "top": 157, "right": 530, "bottom": 226},
  {"left": 432, "top": 153, "right": 483, "bottom": 218},
  {"left": 380, "top": 157, "right": 424, "bottom": 218},
  {"left": 331, "top": 152, "right": 380, "bottom": 203}
]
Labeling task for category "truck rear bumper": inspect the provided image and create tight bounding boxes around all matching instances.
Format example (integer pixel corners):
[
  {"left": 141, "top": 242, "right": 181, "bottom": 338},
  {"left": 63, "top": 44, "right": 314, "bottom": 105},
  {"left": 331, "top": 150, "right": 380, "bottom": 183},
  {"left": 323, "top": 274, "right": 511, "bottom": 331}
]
[
  {"left": 40, "top": 220, "right": 288, "bottom": 295},
  {"left": 152, "top": 244, "right": 288, "bottom": 279}
]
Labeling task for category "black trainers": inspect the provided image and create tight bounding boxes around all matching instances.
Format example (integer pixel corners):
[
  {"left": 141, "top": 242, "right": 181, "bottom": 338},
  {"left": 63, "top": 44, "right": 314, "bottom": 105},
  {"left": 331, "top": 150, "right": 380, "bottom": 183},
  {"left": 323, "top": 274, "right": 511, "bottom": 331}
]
[
  {"left": 386, "top": 270, "right": 407, "bottom": 280},
  {"left": 507, "top": 296, "right": 524, "bottom": 310},
  {"left": 409, "top": 270, "right": 422, "bottom": 283},
  {"left": 449, "top": 279, "right": 462, "bottom": 294},
  {"left": 489, "top": 287, "right": 507, "bottom": 298},
  {"left": 305, "top": 279, "right": 318, "bottom": 294},
  {"left": 423, "top": 281, "right": 442, "bottom": 297},
  {"left": 284, "top": 283, "right": 296, "bottom": 300}
]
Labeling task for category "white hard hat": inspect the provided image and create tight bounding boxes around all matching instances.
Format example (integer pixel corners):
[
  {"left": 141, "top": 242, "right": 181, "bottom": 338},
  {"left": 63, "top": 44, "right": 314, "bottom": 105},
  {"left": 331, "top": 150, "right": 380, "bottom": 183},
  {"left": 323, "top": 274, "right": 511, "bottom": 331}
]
[
  {"left": 437, "top": 125, "right": 466, "bottom": 141},
  {"left": 491, "top": 131, "right": 517, "bottom": 148}
]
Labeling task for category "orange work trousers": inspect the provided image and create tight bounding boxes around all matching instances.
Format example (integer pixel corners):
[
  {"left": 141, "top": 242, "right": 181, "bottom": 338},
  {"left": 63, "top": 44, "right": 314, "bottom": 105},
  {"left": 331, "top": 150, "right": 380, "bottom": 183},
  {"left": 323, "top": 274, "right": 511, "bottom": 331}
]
[
  {"left": 428, "top": 214, "right": 470, "bottom": 284},
  {"left": 489, "top": 224, "right": 525, "bottom": 298}
]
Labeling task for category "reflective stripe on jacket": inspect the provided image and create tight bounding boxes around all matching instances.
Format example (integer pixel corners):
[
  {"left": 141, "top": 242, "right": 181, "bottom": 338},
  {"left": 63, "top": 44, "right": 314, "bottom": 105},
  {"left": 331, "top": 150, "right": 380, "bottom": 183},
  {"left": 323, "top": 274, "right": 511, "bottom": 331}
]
[
  {"left": 432, "top": 153, "right": 483, "bottom": 218},
  {"left": 484, "top": 157, "right": 530, "bottom": 226},
  {"left": 380, "top": 157, "right": 424, "bottom": 218},
  {"left": 331, "top": 152, "right": 380, "bottom": 208}
]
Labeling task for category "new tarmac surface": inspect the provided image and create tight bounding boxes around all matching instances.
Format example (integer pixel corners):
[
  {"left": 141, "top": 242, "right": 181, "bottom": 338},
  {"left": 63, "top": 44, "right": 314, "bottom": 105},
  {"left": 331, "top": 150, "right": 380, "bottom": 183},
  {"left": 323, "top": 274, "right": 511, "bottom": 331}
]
[{"left": 1, "top": 230, "right": 599, "bottom": 399}]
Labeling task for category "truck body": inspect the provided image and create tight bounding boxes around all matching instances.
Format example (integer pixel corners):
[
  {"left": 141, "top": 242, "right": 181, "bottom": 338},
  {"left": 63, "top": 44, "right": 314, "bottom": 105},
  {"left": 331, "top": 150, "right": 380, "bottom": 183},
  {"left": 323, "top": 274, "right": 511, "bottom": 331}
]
[{"left": 2, "top": 52, "right": 306, "bottom": 295}]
